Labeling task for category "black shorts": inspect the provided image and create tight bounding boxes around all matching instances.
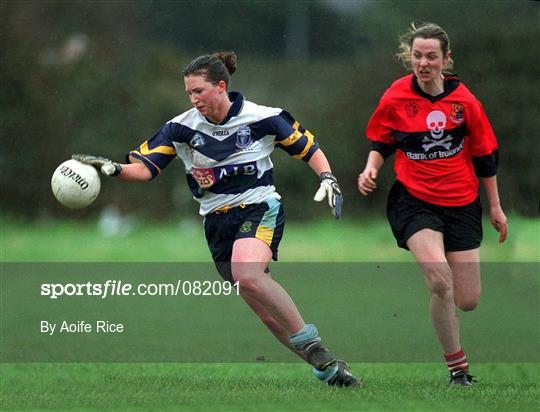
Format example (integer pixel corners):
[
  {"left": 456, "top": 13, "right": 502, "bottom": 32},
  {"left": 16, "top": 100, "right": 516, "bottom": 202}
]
[
  {"left": 203, "top": 198, "right": 286, "bottom": 282},
  {"left": 386, "top": 180, "right": 483, "bottom": 252}
]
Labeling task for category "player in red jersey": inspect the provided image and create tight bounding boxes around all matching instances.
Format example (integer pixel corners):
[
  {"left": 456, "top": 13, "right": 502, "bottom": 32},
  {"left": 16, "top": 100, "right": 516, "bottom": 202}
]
[{"left": 358, "top": 23, "right": 508, "bottom": 386}]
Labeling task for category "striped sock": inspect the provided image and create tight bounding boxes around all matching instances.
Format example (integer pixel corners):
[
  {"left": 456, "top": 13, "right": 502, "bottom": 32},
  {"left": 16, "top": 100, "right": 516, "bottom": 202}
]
[{"left": 445, "top": 348, "right": 469, "bottom": 373}]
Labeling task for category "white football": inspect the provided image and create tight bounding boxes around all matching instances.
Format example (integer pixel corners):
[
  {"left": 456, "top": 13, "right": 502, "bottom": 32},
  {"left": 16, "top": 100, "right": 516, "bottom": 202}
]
[{"left": 51, "top": 159, "right": 101, "bottom": 208}]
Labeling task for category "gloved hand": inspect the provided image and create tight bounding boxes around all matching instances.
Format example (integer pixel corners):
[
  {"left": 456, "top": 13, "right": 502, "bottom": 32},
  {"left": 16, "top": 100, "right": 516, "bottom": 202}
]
[
  {"left": 314, "top": 172, "right": 343, "bottom": 219},
  {"left": 72, "top": 154, "right": 122, "bottom": 176}
]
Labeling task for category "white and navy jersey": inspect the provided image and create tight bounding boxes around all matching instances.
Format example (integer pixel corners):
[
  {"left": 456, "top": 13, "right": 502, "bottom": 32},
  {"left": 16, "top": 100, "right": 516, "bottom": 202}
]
[{"left": 127, "top": 92, "right": 320, "bottom": 215}]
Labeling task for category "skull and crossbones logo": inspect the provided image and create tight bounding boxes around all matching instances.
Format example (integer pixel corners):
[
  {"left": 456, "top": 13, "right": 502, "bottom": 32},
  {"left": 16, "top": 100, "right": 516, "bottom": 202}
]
[{"left": 422, "top": 110, "right": 453, "bottom": 151}]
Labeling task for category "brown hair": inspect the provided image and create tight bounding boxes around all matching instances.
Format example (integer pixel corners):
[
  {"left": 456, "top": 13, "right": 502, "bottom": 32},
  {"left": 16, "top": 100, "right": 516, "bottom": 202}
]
[
  {"left": 396, "top": 22, "right": 454, "bottom": 71},
  {"left": 182, "top": 51, "right": 237, "bottom": 87}
]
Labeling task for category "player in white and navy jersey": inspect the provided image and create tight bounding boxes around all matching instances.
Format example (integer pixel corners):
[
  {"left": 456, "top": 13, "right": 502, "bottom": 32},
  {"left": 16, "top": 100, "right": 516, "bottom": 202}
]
[
  {"left": 127, "top": 90, "right": 320, "bottom": 216},
  {"left": 73, "top": 51, "right": 359, "bottom": 387}
]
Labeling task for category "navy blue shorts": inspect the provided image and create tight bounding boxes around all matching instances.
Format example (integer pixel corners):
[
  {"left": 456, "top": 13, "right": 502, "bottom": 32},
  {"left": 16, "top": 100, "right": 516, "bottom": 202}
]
[
  {"left": 386, "top": 180, "right": 483, "bottom": 252},
  {"left": 204, "top": 198, "right": 286, "bottom": 282}
]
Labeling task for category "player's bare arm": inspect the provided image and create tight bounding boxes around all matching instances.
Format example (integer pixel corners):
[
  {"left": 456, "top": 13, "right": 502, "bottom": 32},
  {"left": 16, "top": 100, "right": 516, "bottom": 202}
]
[
  {"left": 117, "top": 162, "right": 152, "bottom": 182},
  {"left": 481, "top": 176, "right": 508, "bottom": 243},
  {"left": 358, "top": 150, "right": 384, "bottom": 195}
]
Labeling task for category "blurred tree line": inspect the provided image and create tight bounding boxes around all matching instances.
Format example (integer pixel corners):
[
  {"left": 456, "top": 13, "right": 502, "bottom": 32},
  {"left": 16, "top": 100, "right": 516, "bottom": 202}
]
[{"left": 1, "top": 0, "right": 538, "bottom": 220}]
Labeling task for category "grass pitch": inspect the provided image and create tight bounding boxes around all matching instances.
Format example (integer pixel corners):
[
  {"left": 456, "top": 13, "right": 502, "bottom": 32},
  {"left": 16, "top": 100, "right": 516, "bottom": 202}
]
[
  {"left": 1, "top": 216, "right": 539, "bottom": 411},
  {"left": 2, "top": 215, "right": 539, "bottom": 262},
  {"left": 1, "top": 363, "right": 538, "bottom": 411}
]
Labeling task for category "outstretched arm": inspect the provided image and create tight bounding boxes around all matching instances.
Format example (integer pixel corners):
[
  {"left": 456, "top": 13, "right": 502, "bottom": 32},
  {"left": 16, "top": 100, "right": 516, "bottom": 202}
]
[
  {"left": 481, "top": 176, "right": 508, "bottom": 243},
  {"left": 116, "top": 162, "right": 152, "bottom": 182},
  {"left": 72, "top": 154, "right": 152, "bottom": 182}
]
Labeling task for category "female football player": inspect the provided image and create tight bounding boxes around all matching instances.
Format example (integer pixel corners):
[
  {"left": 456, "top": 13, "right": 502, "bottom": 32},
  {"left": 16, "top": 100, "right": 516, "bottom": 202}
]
[
  {"left": 74, "top": 51, "right": 359, "bottom": 387},
  {"left": 357, "top": 23, "right": 507, "bottom": 386}
]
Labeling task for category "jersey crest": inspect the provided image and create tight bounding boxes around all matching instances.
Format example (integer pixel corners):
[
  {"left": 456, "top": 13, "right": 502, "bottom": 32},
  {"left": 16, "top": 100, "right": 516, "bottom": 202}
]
[
  {"left": 190, "top": 133, "right": 206, "bottom": 148},
  {"left": 450, "top": 103, "right": 464, "bottom": 124},
  {"left": 235, "top": 126, "right": 253, "bottom": 150},
  {"left": 405, "top": 101, "right": 420, "bottom": 117}
]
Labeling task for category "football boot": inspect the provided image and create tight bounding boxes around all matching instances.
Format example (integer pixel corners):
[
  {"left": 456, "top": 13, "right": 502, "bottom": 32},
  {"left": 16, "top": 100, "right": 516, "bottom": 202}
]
[
  {"left": 326, "top": 360, "right": 362, "bottom": 387},
  {"left": 449, "top": 369, "right": 475, "bottom": 387}
]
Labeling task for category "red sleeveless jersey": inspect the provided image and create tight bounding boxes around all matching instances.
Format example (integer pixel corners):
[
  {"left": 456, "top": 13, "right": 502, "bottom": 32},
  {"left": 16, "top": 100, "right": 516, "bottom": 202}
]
[{"left": 366, "top": 74, "right": 498, "bottom": 207}]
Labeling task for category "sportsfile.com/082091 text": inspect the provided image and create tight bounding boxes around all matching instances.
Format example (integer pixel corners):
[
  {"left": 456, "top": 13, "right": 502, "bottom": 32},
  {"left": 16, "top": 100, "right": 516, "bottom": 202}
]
[{"left": 40, "top": 280, "right": 240, "bottom": 299}]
